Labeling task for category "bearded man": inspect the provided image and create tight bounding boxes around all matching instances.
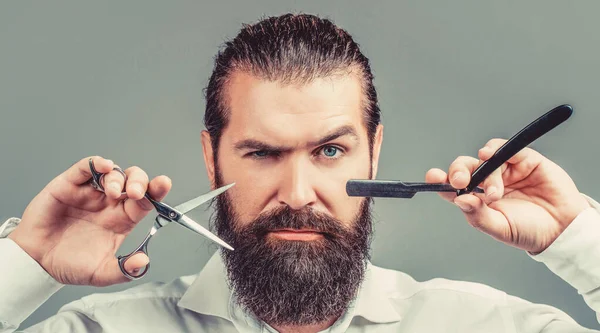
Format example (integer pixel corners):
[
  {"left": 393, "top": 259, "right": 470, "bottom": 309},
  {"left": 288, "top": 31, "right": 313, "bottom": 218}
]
[{"left": 2, "top": 13, "right": 600, "bottom": 333}]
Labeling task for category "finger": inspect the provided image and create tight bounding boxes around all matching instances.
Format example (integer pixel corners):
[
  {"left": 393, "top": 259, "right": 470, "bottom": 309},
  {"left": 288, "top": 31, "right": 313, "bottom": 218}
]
[
  {"left": 453, "top": 193, "right": 512, "bottom": 243},
  {"left": 92, "top": 253, "right": 150, "bottom": 286},
  {"left": 102, "top": 165, "right": 127, "bottom": 200},
  {"left": 123, "top": 175, "right": 172, "bottom": 223},
  {"left": 477, "top": 145, "right": 509, "bottom": 175},
  {"left": 63, "top": 156, "right": 115, "bottom": 185},
  {"left": 425, "top": 168, "right": 455, "bottom": 203},
  {"left": 123, "top": 166, "right": 149, "bottom": 201},
  {"left": 479, "top": 138, "right": 537, "bottom": 165},
  {"left": 121, "top": 252, "right": 150, "bottom": 277},
  {"left": 475, "top": 165, "right": 505, "bottom": 204},
  {"left": 478, "top": 138, "right": 543, "bottom": 186},
  {"left": 448, "top": 156, "right": 480, "bottom": 189}
]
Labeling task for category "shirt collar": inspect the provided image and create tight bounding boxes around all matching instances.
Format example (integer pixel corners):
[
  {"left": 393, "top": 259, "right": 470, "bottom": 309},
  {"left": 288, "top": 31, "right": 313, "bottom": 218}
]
[
  {"left": 177, "top": 251, "right": 232, "bottom": 321},
  {"left": 350, "top": 261, "right": 403, "bottom": 323},
  {"left": 177, "top": 252, "right": 403, "bottom": 326}
]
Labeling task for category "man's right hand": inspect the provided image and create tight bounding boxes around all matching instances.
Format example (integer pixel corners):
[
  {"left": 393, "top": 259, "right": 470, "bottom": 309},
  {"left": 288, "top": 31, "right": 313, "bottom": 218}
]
[{"left": 7, "top": 156, "right": 172, "bottom": 287}]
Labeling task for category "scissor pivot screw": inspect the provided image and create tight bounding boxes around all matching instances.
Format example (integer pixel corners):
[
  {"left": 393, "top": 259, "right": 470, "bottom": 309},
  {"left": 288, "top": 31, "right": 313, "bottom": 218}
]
[{"left": 169, "top": 212, "right": 177, "bottom": 218}]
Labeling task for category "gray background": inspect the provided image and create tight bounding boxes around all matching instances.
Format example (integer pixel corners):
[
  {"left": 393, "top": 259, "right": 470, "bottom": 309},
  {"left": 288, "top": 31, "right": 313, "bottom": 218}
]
[{"left": 1, "top": 0, "right": 599, "bottom": 329}]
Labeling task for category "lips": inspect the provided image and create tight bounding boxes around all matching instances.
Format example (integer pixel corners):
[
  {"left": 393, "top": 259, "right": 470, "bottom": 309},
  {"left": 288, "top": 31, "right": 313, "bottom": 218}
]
[{"left": 268, "top": 228, "right": 324, "bottom": 241}]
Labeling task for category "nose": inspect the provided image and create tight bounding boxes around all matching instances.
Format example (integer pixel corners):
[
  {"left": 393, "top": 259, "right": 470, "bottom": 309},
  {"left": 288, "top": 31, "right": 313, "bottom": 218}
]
[{"left": 277, "top": 157, "right": 318, "bottom": 210}]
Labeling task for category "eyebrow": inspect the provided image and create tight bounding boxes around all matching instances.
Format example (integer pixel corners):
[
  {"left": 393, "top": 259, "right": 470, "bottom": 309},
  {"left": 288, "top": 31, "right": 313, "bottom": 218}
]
[{"left": 233, "top": 125, "right": 360, "bottom": 152}]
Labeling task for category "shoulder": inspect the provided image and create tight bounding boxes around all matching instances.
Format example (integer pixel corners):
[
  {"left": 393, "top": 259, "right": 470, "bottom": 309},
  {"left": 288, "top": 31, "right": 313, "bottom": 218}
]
[
  {"left": 368, "top": 263, "right": 508, "bottom": 303},
  {"left": 59, "top": 273, "right": 199, "bottom": 314}
]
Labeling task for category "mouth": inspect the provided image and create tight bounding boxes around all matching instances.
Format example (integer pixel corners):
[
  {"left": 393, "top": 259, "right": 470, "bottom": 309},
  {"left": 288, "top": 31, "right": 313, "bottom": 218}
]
[{"left": 268, "top": 228, "right": 325, "bottom": 241}]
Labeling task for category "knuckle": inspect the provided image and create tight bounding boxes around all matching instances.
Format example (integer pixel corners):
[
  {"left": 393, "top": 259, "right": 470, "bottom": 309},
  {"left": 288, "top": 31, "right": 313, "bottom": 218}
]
[
  {"left": 112, "top": 167, "right": 127, "bottom": 177},
  {"left": 153, "top": 175, "right": 171, "bottom": 184},
  {"left": 77, "top": 156, "right": 99, "bottom": 171},
  {"left": 451, "top": 156, "right": 464, "bottom": 166},
  {"left": 126, "top": 165, "right": 141, "bottom": 173},
  {"left": 425, "top": 168, "right": 438, "bottom": 176},
  {"left": 102, "top": 172, "right": 124, "bottom": 186},
  {"left": 484, "top": 139, "right": 495, "bottom": 147},
  {"left": 452, "top": 156, "right": 477, "bottom": 169},
  {"left": 105, "top": 173, "right": 124, "bottom": 184},
  {"left": 485, "top": 138, "right": 505, "bottom": 148},
  {"left": 523, "top": 147, "right": 535, "bottom": 156},
  {"left": 126, "top": 166, "right": 149, "bottom": 180}
]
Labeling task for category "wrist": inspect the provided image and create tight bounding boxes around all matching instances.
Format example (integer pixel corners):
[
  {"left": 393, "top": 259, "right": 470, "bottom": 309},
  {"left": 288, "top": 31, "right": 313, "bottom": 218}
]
[
  {"left": 533, "top": 194, "right": 593, "bottom": 255},
  {"left": 7, "top": 226, "right": 46, "bottom": 265},
  {"left": 558, "top": 194, "right": 592, "bottom": 227}
]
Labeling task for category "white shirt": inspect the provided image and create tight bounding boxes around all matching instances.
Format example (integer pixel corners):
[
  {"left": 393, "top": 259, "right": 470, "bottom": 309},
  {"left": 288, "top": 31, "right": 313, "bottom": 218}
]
[{"left": 2, "top": 194, "right": 600, "bottom": 332}]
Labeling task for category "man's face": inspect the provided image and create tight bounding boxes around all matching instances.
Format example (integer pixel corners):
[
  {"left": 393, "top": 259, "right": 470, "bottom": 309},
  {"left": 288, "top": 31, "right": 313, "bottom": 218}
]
[
  {"left": 201, "top": 71, "right": 383, "bottom": 325},
  {"left": 204, "top": 71, "right": 381, "bottom": 228}
]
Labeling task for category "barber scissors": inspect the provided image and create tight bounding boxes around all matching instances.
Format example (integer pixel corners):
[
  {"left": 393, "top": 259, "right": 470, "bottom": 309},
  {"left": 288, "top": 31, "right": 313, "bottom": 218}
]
[
  {"left": 88, "top": 158, "right": 234, "bottom": 280},
  {"left": 347, "top": 104, "right": 573, "bottom": 198}
]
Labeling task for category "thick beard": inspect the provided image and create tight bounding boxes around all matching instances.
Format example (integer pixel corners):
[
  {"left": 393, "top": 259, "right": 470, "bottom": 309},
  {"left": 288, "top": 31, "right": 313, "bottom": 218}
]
[{"left": 211, "top": 174, "right": 373, "bottom": 326}]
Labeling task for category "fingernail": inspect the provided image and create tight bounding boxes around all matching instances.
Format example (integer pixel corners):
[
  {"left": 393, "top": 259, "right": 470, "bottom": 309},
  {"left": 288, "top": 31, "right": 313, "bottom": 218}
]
[
  {"left": 486, "top": 186, "right": 497, "bottom": 197},
  {"left": 109, "top": 182, "right": 121, "bottom": 192},
  {"left": 455, "top": 201, "right": 473, "bottom": 212},
  {"left": 131, "top": 184, "right": 143, "bottom": 196},
  {"left": 132, "top": 268, "right": 140, "bottom": 275},
  {"left": 452, "top": 172, "right": 463, "bottom": 181}
]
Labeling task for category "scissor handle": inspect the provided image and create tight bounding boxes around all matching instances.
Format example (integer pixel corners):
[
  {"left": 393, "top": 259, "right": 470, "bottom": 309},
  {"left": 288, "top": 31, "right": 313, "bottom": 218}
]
[
  {"left": 88, "top": 158, "right": 128, "bottom": 197},
  {"left": 117, "top": 225, "right": 157, "bottom": 280}
]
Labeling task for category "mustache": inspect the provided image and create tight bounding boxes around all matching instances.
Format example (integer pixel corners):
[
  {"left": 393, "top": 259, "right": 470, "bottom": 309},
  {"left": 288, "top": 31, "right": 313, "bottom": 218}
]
[{"left": 237, "top": 205, "right": 353, "bottom": 239}]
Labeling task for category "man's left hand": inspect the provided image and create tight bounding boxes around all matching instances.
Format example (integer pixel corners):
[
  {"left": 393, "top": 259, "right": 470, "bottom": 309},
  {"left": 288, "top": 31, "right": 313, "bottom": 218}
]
[{"left": 426, "top": 138, "right": 591, "bottom": 254}]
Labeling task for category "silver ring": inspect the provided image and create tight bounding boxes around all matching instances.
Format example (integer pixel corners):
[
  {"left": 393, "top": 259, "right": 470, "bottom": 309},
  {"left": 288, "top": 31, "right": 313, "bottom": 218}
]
[
  {"left": 112, "top": 166, "right": 127, "bottom": 179},
  {"left": 88, "top": 158, "right": 129, "bottom": 198},
  {"left": 91, "top": 166, "right": 128, "bottom": 196},
  {"left": 101, "top": 167, "right": 127, "bottom": 196}
]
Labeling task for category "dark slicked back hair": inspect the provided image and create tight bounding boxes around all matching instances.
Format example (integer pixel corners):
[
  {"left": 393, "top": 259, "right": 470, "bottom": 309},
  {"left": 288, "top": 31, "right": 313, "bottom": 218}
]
[{"left": 203, "top": 13, "right": 381, "bottom": 164}]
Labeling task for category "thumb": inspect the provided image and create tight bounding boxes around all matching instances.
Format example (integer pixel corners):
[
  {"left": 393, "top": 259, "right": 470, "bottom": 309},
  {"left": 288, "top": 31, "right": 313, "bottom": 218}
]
[
  {"left": 453, "top": 193, "right": 513, "bottom": 244},
  {"left": 93, "top": 253, "right": 150, "bottom": 286}
]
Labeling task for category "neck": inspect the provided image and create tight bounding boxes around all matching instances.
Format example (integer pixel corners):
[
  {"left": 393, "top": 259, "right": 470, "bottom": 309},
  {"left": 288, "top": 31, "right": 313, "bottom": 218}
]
[{"left": 269, "top": 316, "right": 339, "bottom": 333}]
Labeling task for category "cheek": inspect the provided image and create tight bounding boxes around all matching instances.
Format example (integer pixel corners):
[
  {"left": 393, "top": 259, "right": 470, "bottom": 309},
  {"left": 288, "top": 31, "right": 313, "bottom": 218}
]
[
  {"left": 317, "top": 153, "right": 371, "bottom": 224},
  {"left": 217, "top": 154, "right": 276, "bottom": 225}
]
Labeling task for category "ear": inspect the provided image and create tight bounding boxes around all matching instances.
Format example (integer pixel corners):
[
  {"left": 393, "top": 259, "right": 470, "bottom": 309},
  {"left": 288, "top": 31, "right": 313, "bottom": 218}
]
[
  {"left": 201, "top": 130, "right": 216, "bottom": 189},
  {"left": 370, "top": 124, "right": 384, "bottom": 179}
]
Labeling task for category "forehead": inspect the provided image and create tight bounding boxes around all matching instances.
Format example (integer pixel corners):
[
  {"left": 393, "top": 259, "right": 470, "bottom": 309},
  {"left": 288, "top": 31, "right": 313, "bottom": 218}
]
[{"left": 222, "top": 71, "right": 366, "bottom": 141}]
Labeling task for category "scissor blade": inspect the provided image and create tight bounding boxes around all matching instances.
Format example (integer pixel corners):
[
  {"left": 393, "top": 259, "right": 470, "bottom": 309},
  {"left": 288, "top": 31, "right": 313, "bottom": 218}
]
[
  {"left": 175, "top": 183, "right": 235, "bottom": 214},
  {"left": 176, "top": 214, "right": 234, "bottom": 251}
]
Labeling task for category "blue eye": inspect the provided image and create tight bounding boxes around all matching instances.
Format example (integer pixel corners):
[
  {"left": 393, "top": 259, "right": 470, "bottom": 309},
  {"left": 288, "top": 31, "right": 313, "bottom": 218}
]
[
  {"left": 249, "top": 150, "right": 280, "bottom": 159},
  {"left": 322, "top": 146, "right": 339, "bottom": 157},
  {"left": 253, "top": 151, "right": 268, "bottom": 157}
]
